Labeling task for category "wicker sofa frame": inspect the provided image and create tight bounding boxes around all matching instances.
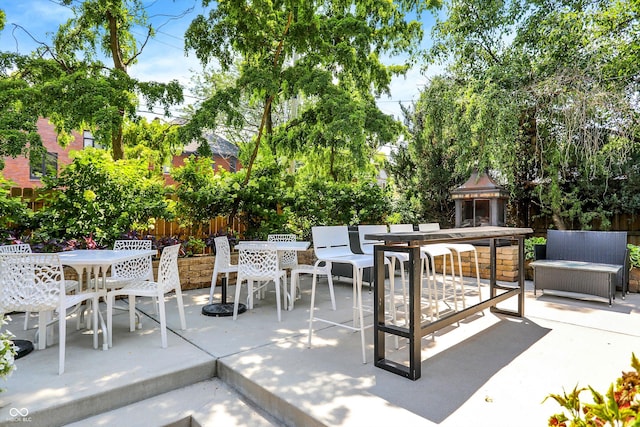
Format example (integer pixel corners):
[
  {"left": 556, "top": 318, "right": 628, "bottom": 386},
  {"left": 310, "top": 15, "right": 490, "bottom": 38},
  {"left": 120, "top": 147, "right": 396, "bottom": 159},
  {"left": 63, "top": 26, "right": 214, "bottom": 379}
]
[{"left": 530, "top": 230, "right": 628, "bottom": 305}]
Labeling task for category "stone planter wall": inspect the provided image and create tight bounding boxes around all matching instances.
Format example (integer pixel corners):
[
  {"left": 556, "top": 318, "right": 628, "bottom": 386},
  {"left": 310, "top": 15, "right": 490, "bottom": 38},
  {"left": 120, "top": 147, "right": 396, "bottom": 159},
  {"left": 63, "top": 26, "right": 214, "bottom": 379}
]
[{"left": 152, "top": 250, "right": 317, "bottom": 291}]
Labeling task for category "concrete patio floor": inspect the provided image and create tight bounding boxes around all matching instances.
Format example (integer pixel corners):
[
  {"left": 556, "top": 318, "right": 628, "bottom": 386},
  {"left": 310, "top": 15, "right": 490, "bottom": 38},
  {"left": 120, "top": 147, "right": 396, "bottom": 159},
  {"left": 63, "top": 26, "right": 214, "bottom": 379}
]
[{"left": 0, "top": 274, "right": 639, "bottom": 426}]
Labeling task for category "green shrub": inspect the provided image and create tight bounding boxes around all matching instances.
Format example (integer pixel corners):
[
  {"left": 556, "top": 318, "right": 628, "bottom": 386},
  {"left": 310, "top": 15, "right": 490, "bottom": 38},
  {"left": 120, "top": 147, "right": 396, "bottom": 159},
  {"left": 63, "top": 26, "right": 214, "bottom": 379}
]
[
  {"left": 525, "top": 236, "right": 547, "bottom": 261},
  {"left": 32, "top": 149, "right": 171, "bottom": 247},
  {"left": 628, "top": 244, "right": 640, "bottom": 269}
]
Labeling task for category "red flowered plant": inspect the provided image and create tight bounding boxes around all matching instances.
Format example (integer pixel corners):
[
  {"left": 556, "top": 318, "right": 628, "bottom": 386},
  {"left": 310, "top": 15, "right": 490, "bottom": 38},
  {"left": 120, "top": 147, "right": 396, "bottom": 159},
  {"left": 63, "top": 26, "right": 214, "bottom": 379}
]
[{"left": 545, "top": 353, "right": 640, "bottom": 426}]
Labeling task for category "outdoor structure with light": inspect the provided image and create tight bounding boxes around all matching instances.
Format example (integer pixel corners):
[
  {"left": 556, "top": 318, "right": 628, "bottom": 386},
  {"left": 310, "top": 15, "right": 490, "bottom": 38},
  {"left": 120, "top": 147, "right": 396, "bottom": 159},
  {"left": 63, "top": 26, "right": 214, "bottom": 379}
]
[{"left": 451, "top": 170, "right": 509, "bottom": 228}]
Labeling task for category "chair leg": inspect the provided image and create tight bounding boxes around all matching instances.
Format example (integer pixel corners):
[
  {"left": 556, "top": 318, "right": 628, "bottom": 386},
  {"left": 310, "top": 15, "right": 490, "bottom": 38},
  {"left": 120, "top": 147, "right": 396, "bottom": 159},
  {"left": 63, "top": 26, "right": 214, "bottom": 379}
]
[
  {"left": 233, "top": 276, "right": 244, "bottom": 320},
  {"left": 129, "top": 297, "right": 137, "bottom": 332},
  {"left": 209, "top": 267, "right": 219, "bottom": 305},
  {"left": 355, "top": 268, "right": 366, "bottom": 364},
  {"left": 275, "top": 277, "right": 282, "bottom": 322},
  {"left": 307, "top": 272, "right": 317, "bottom": 348},
  {"left": 107, "top": 294, "right": 114, "bottom": 348},
  {"left": 175, "top": 288, "right": 186, "bottom": 330},
  {"left": 289, "top": 271, "right": 298, "bottom": 311},
  {"left": 158, "top": 295, "right": 167, "bottom": 348},
  {"left": 58, "top": 307, "right": 66, "bottom": 375},
  {"left": 327, "top": 271, "right": 336, "bottom": 311}
]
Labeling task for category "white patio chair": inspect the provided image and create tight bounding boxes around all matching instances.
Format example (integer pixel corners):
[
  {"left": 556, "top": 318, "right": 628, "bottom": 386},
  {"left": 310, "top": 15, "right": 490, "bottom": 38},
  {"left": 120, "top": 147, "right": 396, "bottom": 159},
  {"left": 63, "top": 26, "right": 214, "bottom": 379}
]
[
  {"left": 105, "top": 240, "right": 156, "bottom": 324},
  {"left": 0, "top": 244, "right": 79, "bottom": 330},
  {"left": 267, "top": 234, "right": 299, "bottom": 270},
  {"left": 0, "top": 252, "right": 101, "bottom": 375},
  {"left": 208, "top": 236, "right": 238, "bottom": 304},
  {"left": 233, "top": 243, "right": 287, "bottom": 321},
  {"left": 106, "top": 243, "right": 186, "bottom": 348},
  {"left": 419, "top": 223, "right": 481, "bottom": 306},
  {"left": 308, "top": 225, "right": 392, "bottom": 364}
]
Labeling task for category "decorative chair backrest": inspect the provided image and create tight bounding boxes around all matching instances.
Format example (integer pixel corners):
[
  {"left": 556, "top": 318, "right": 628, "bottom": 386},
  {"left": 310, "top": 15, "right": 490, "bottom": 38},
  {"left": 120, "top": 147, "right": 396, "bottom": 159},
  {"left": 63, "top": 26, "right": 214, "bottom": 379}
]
[
  {"left": 156, "top": 244, "right": 181, "bottom": 292},
  {"left": 267, "top": 234, "right": 298, "bottom": 268},
  {"left": 311, "top": 226, "right": 352, "bottom": 259},
  {"left": 112, "top": 240, "right": 154, "bottom": 280},
  {"left": 0, "top": 253, "right": 63, "bottom": 313},
  {"left": 238, "top": 243, "right": 279, "bottom": 281},
  {"left": 0, "top": 244, "right": 32, "bottom": 254},
  {"left": 214, "top": 236, "right": 234, "bottom": 268},
  {"left": 389, "top": 224, "right": 414, "bottom": 233},
  {"left": 418, "top": 223, "right": 440, "bottom": 231},
  {"left": 357, "top": 225, "right": 388, "bottom": 255}
]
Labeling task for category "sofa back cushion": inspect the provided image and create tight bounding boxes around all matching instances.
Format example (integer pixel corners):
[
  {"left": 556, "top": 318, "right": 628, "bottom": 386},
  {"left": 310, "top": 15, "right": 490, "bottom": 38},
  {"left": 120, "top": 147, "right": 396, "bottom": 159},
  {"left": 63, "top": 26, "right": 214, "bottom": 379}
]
[{"left": 546, "top": 230, "right": 627, "bottom": 265}]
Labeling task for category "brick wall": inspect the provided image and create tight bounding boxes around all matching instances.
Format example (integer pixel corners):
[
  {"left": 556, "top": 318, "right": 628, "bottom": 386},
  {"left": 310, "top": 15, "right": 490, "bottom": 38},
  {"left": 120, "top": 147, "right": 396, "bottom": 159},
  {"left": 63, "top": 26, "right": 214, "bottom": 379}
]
[{"left": 2, "top": 118, "right": 84, "bottom": 188}]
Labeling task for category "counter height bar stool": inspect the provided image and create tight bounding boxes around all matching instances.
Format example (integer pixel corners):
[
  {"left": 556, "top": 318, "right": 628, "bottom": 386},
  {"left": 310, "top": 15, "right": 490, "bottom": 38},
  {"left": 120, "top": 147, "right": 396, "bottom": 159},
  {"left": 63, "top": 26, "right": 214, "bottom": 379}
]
[
  {"left": 308, "top": 225, "right": 392, "bottom": 364},
  {"left": 418, "top": 223, "right": 482, "bottom": 307}
]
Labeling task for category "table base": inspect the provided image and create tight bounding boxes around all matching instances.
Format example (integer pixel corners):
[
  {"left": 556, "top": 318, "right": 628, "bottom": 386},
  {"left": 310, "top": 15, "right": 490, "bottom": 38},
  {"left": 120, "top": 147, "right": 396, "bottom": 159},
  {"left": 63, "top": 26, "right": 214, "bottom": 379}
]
[{"left": 201, "top": 303, "right": 247, "bottom": 317}]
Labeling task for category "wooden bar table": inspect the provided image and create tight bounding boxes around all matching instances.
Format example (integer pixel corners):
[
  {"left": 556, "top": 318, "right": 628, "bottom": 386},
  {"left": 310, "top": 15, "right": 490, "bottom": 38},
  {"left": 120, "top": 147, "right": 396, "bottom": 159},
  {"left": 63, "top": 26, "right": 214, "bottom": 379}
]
[{"left": 365, "top": 226, "right": 533, "bottom": 380}]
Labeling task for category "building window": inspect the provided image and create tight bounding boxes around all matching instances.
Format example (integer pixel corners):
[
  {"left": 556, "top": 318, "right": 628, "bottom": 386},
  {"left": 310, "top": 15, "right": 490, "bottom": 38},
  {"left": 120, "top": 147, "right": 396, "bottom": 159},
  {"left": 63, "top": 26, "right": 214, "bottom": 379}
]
[
  {"left": 30, "top": 152, "right": 58, "bottom": 180},
  {"left": 83, "top": 130, "right": 95, "bottom": 148},
  {"left": 229, "top": 158, "right": 236, "bottom": 172}
]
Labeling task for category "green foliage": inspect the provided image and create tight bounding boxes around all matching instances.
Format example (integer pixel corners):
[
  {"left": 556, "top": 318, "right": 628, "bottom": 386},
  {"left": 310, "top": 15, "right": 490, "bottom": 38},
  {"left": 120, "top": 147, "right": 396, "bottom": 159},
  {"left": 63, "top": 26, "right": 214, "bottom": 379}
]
[
  {"left": 32, "top": 149, "right": 171, "bottom": 247},
  {"left": 0, "top": 173, "right": 31, "bottom": 231},
  {"left": 171, "top": 156, "right": 237, "bottom": 232},
  {"left": 525, "top": 236, "right": 547, "bottom": 261},
  {"left": 627, "top": 244, "right": 640, "bottom": 270},
  {"left": 389, "top": 0, "right": 640, "bottom": 231},
  {"left": 0, "top": 1, "right": 184, "bottom": 161},
  {"left": 289, "top": 177, "right": 392, "bottom": 240},
  {"left": 545, "top": 353, "right": 640, "bottom": 427}
]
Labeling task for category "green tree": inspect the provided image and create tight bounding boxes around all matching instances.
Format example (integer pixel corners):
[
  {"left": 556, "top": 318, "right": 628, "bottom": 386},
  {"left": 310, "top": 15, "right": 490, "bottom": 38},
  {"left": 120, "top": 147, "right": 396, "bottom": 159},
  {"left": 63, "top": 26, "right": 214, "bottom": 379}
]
[
  {"left": 181, "top": 0, "right": 441, "bottom": 219},
  {"left": 395, "top": 0, "right": 640, "bottom": 230},
  {"left": 0, "top": 1, "right": 184, "bottom": 163}
]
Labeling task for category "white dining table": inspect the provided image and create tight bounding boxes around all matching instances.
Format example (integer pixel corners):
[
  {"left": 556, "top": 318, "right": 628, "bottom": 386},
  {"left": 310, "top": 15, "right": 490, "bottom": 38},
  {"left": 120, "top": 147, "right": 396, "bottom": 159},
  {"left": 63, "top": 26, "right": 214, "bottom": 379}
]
[
  {"left": 235, "top": 241, "right": 310, "bottom": 251},
  {"left": 58, "top": 249, "right": 157, "bottom": 349},
  {"left": 58, "top": 249, "right": 157, "bottom": 291}
]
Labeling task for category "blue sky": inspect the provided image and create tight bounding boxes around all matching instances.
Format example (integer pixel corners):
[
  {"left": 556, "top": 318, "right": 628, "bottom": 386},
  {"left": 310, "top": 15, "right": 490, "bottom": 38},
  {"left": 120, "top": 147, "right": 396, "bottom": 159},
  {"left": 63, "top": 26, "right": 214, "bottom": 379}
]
[{"left": 0, "top": 1, "right": 441, "bottom": 121}]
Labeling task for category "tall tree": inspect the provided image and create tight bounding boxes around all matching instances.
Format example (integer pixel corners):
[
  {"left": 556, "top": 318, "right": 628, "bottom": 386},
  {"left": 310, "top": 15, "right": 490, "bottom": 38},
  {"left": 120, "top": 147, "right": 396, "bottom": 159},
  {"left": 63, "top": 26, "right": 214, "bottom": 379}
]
[
  {"left": 181, "top": 0, "right": 440, "bottom": 217},
  {"left": 0, "top": 1, "right": 184, "bottom": 162},
  {"left": 402, "top": 0, "right": 640, "bottom": 230}
]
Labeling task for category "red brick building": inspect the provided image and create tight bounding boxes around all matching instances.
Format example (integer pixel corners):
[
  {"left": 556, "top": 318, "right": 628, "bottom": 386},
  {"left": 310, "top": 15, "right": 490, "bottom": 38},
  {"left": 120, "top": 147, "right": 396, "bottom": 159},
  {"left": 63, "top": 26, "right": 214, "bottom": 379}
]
[
  {"left": 2, "top": 120, "right": 240, "bottom": 189},
  {"left": 2, "top": 118, "right": 86, "bottom": 189}
]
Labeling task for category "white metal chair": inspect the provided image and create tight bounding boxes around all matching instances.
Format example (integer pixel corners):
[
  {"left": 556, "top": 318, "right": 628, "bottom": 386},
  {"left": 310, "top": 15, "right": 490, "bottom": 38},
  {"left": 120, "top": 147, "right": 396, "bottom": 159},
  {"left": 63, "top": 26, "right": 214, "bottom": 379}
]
[
  {"left": 233, "top": 243, "right": 287, "bottom": 321},
  {"left": 419, "top": 223, "right": 481, "bottom": 306},
  {"left": 209, "top": 236, "right": 238, "bottom": 305},
  {"left": 308, "top": 225, "right": 392, "bottom": 364},
  {"left": 105, "top": 240, "right": 155, "bottom": 288},
  {"left": 105, "top": 240, "right": 156, "bottom": 324},
  {"left": 0, "top": 244, "right": 79, "bottom": 330},
  {"left": 0, "top": 252, "right": 101, "bottom": 375},
  {"left": 267, "top": 234, "right": 299, "bottom": 270},
  {"left": 106, "top": 243, "right": 186, "bottom": 348}
]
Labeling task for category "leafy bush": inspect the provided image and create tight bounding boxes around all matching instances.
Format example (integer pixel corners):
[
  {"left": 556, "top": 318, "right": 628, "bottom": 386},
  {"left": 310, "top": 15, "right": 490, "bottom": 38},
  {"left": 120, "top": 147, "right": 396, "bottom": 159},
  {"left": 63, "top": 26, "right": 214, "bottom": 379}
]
[
  {"left": 171, "top": 156, "right": 236, "bottom": 233},
  {"left": 628, "top": 244, "right": 640, "bottom": 269},
  {"left": 0, "top": 173, "right": 32, "bottom": 235},
  {"left": 32, "top": 149, "right": 171, "bottom": 247},
  {"left": 525, "top": 236, "right": 547, "bottom": 261},
  {"left": 545, "top": 353, "right": 640, "bottom": 427}
]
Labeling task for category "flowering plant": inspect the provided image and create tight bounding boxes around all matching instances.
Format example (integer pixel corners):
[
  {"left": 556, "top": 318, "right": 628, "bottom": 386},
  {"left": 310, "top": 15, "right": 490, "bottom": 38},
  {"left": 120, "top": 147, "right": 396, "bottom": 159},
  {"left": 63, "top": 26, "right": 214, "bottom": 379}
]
[
  {"left": 545, "top": 353, "right": 640, "bottom": 426},
  {"left": 0, "top": 317, "right": 17, "bottom": 388}
]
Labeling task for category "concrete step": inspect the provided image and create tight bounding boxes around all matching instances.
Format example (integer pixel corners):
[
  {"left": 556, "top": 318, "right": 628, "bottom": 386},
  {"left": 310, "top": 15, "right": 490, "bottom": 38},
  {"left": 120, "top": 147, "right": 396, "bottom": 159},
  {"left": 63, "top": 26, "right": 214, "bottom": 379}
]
[{"left": 66, "top": 378, "right": 280, "bottom": 427}]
